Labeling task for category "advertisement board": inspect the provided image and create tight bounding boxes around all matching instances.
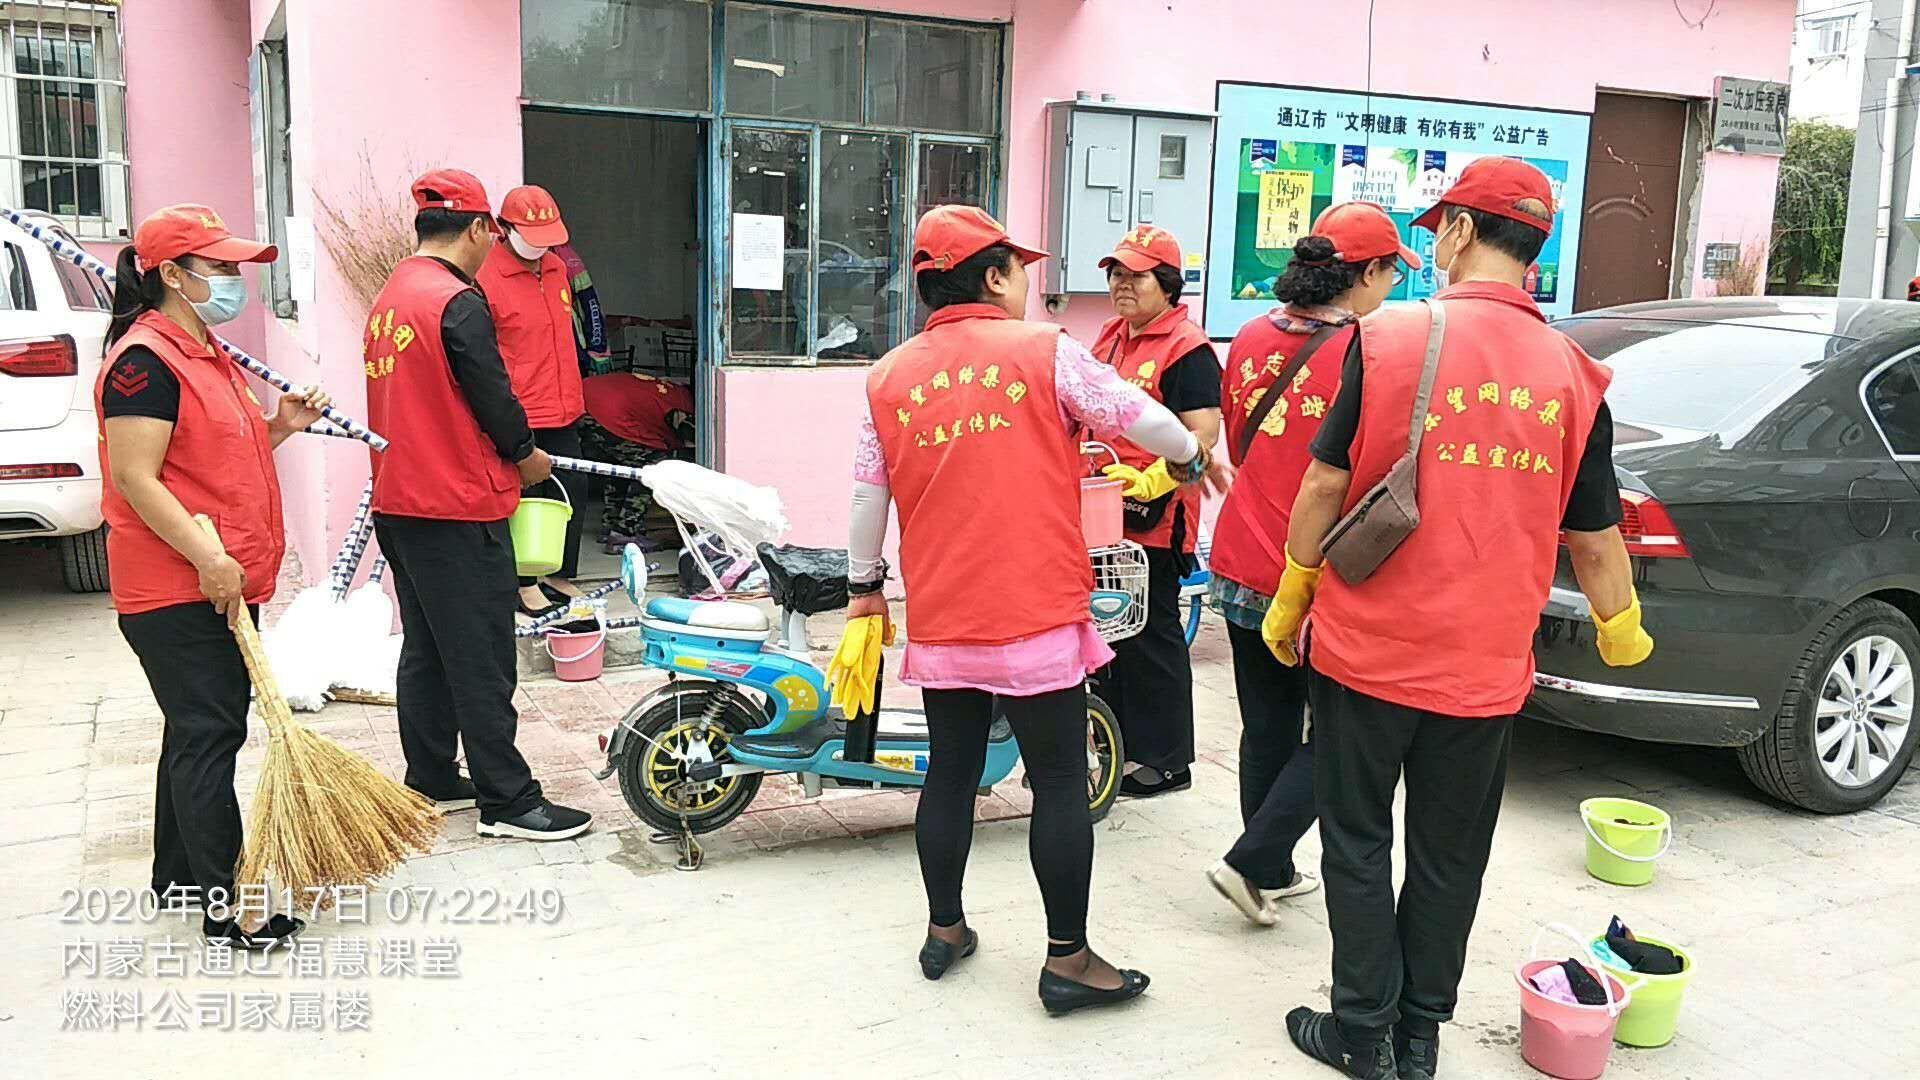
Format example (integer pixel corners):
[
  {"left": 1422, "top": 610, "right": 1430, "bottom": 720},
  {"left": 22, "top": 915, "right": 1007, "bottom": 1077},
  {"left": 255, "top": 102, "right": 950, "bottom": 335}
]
[{"left": 1205, "top": 82, "right": 1593, "bottom": 337}]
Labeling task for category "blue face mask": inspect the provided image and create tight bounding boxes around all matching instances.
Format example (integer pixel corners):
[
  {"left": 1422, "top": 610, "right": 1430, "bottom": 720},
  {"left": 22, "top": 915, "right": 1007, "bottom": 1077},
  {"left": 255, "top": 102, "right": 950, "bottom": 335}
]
[{"left": 177, "top": 266, "right": 250, "bottom": 326}]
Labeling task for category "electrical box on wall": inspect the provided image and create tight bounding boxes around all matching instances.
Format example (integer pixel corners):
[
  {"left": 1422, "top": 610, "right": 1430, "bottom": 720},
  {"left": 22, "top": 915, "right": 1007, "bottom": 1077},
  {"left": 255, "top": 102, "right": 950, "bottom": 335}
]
[{"left": 1043, "top": 97, "right": 1216, "bottom": 295}]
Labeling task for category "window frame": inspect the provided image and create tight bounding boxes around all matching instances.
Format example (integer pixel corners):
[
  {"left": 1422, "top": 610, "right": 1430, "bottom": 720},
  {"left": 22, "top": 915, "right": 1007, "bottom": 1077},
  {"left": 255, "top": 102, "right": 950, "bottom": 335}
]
[
  {"left": 0, "top": 2, "right": 127, "bottom": 241},
  {"left": 1860, "top": 350, "right": 1920, "bottom": 461},
  {"left": 251, "top": 35, "right": 295, "bottom": 319},
  {"left": 1807, "top": 14, "right": 1853, "bottom": 60}
]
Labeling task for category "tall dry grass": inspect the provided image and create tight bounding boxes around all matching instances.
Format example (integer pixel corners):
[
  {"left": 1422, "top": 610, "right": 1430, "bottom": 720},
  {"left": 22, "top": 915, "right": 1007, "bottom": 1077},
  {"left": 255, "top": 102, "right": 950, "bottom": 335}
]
[{"left": 315, "top": 151, "right": 419, "bottom": 315}]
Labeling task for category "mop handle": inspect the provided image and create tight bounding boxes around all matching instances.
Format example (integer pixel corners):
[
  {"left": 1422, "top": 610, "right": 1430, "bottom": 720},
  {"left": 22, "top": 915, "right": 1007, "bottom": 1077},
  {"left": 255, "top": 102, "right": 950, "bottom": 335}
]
[
  {"left": 550, "top": 454, "right": 647, "bottom": 482},
  {"left": 367, "top": 556, "right": 387, "bottom": 585},
  {"left": 331, "top": 510, "right": 378, "bottom": 600},
  {"left": 512, "top": 580, "right": 622, "bottom": 637},
  {"left": 0, "top": 205, "right": 388, "bottom": 451},
  {"left": 326, "top": 482, "right": 377, "bottom": 596},
  {"left": 193, "top": 515, "right": 297, "bottom": 734}
]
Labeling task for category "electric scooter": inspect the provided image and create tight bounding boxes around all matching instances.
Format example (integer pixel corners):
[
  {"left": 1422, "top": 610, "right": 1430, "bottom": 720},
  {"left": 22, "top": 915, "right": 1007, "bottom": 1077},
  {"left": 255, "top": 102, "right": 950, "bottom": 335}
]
[{"left": 591, "top": 461, "right": 1150, "bottom": 852}]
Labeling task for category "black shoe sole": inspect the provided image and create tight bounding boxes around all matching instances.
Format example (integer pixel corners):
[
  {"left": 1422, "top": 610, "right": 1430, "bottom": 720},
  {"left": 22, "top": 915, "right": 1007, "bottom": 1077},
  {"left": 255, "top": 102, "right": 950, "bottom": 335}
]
[{"left": 477, "top": 817, "right": 592, "bottom": 841}]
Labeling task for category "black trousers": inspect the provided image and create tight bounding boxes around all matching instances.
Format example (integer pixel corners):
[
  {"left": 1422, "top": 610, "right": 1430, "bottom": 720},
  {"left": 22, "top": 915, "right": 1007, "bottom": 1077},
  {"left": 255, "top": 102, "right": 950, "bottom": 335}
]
[
  {"left": 119, "top": 601, "right": 259, "bottom": 905},
  {"left": 917, "top": 685, "right": 1093, "bottom": 945},
  {"left": 1097, "top": 544, "right": 1194, "bottom": 773},
  {"left": 375, "top": 515, "right": 543, "bottom": 819},
  {"left": 519, "top": 422, "right": 586, "bottom": 584},
  {"left": 1310, "top": 670, "right": 1513, "bottom": 1034},
  {"left": 1222, "top": 621, "right": 1316, "bottom": 890}
]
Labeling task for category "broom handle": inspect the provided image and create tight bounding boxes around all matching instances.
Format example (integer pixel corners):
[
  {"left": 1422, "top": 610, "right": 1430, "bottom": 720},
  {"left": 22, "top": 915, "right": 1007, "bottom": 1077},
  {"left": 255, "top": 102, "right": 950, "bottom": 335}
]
[{"left": 194, "top": 516, "right": 297, "bottom": 735}]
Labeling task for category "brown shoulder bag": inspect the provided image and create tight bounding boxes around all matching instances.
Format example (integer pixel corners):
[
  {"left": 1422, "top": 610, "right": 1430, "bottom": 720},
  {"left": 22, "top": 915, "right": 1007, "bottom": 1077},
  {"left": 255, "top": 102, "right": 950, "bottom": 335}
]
[{"left": 1319, "top": 299, "right": 1447, "bottom": 584}]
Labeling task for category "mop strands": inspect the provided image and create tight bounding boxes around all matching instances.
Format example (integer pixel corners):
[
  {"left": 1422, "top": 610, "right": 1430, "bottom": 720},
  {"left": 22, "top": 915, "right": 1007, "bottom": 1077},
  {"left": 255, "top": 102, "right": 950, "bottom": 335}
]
[
  {"left": 263, "top": 482, "right": 374, "bottom": 711},
  {"left": 195, "top": 516, "right": 440, "bottom": 907},
  {"left": 334, "top": 554, "right": 402, "bottom": 699}
]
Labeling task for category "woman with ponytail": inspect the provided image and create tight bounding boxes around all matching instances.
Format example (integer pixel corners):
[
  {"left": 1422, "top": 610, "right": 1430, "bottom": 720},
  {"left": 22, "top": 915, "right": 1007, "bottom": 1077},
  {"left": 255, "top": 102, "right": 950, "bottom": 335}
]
[
  {"left": 97, "top": 205, "right": 328, "bottom": 949},
  {"left": 1202, "top": 202, "right": 1417, "bottom": 925}
]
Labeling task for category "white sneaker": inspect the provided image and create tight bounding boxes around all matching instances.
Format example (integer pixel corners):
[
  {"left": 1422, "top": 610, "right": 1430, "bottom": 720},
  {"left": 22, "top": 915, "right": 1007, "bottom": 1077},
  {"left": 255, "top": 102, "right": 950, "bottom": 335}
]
[
  {"left": 1262, "top": 871, "right": 1322, "bottom": 901},
  {"left": 1206, "top": 861, "right": 1278, "bottom": 927}
]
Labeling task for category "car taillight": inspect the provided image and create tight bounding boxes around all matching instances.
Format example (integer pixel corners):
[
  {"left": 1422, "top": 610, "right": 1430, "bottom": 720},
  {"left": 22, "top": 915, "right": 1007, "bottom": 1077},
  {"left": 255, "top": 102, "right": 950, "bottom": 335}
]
[
  {"left": 0, "top": 463, "right": 82, "bottom": 480},
  {"left": 1619, "top": 490, "right": 1689, "bottom": 558},
  {"left": 0, "top": 336, "right": 77, "bottom": 377}
]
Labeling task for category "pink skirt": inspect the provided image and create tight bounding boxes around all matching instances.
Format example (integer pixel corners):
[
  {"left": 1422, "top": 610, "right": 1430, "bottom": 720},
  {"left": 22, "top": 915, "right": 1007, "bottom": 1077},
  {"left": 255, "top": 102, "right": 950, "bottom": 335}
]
[{"left": 897, "top": 619, "right": 1112, "bottom": 697}]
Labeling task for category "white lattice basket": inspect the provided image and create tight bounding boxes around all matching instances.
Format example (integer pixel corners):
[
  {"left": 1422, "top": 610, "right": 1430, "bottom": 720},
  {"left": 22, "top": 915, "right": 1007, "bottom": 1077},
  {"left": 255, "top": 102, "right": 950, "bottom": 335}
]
[{"left": 1089, "top": 540, "right": 1150, "bottom": 644}]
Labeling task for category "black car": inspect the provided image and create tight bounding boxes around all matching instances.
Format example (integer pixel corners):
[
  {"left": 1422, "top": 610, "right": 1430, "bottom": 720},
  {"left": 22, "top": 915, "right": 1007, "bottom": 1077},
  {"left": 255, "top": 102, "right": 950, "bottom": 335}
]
[{"left": 1526, "top": 298, "right": 1920, "bottom": 813}]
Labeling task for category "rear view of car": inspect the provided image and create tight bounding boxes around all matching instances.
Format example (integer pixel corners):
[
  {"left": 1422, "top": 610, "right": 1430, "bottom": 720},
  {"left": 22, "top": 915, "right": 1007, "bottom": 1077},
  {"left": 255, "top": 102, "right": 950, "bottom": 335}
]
[
  {"left": 1529, "top": 301, "right": 1920, "bottom": 813},
  {"left": 0, "top": 215, "right": 113, "bottom": 591}
]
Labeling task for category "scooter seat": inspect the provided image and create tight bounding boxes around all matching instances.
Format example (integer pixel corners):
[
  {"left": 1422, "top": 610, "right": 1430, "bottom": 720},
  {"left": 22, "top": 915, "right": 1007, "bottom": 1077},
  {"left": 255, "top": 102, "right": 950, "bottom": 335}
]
[{"left": 644, "top": 596, "right": 771, "bottom": 633}]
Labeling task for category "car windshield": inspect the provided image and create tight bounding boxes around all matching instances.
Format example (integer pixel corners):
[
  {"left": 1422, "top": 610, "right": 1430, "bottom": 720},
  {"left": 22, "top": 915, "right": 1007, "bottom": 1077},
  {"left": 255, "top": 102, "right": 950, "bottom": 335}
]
[{"left": 1555, "top": 317, "right": 1841, "bottom": 432}]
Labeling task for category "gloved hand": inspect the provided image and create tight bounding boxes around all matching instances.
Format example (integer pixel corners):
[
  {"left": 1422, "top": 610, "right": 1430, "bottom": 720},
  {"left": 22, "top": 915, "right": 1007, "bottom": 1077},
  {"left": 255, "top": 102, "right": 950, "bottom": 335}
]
[
  {"left": 1261, "top": 547, "right": 1324, "bottom": 666},
  {"left": 1103, "top": 459, "right": 1179, "bottom": 502},
  {"left": 1592, "top": 592, "right": 1655, "bottom": 667},
  {"left": 827, "top": 613, "right": 896, "bottom": 717}
]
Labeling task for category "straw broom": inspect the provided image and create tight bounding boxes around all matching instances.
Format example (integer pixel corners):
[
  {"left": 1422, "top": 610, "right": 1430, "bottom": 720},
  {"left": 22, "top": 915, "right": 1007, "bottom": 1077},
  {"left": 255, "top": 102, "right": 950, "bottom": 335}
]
[{"left": 196, "top": 516, "right": 441, "bottom": 907}]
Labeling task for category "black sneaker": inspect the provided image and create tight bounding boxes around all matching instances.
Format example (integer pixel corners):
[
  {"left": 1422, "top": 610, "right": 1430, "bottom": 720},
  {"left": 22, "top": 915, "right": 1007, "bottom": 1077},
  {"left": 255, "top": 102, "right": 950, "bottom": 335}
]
[
  {"left": 1395, "top": 1027, "right": 1438, "bottom": 1080},
  {"left": 1286, "top": 1007, "right": 1396, "bottom": 1080},
  {"left": 204, "top": 913, "right": 305, "bottom": 951},
  {"left": 1119, "top": 767, "right": 1192, "bottom": 799},
  {"left": 477, "top": 800, "right": 592, "bottom": 841},
  {"left": 407, "top": 774, "right": 478, "bottom": 812}
]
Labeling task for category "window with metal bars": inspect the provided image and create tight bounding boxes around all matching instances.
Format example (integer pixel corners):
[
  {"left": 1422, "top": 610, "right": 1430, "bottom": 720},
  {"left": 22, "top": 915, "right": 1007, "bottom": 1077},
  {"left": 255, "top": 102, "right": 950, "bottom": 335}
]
[{"left": 0, "top": 2, "right": 126, "bottom": 238}]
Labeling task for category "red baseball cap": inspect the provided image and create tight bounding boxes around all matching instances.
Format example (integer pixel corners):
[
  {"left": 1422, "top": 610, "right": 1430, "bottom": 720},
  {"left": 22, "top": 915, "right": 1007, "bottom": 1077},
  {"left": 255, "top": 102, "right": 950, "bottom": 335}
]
[
  {"left": 410, "top": 168, "right": 493, "bottom": 216},
  {"left": 131, "top": 204, "right": 275, "bottom": 270},
  {"left": 910, "top": 205, "right": 1046, "bottom": 273},
  {"left": 1099, "top": 225, "right": 1182, "bottom": 273},
  {"left": 1310, "top": 202, "right": 1422, "bottom": 269},
  {"left": 1412, "top": 156, "right": 1555, "bottom": 235},
  {"left": 499, "top": 185, "right": 568, "bottom": 247}
]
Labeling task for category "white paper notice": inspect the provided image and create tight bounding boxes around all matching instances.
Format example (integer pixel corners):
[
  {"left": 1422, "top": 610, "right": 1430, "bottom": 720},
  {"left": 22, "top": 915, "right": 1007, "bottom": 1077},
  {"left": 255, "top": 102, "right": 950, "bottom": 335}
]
[
  {"left": 732, "top": 213, "right": 785, "bottom": 291},
  {"left": 285, "top": 215, "right": 317, "bottom": 310}
]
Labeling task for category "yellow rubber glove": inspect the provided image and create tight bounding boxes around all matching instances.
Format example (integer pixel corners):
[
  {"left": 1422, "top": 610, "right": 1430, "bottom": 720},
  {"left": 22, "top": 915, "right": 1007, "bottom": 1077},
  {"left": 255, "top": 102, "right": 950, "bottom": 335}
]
[
  {"left": 1261, "top": 547, "right": 1324, "bottom": 667},
  {"left": 1592, "top": 592, "right": 1655, "bottom": 668},
  {"left": 828, "top": 614, "right": 896, "bottom": 717},
  {"left": 1102, "top": 459, "right": 1179, "bottom": 502}
]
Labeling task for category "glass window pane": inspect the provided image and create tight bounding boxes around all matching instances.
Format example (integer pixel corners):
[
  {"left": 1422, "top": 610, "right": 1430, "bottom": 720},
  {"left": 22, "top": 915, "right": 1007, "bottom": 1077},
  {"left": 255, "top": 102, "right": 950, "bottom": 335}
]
[
  {"left": 1159, "top": 134, "right": 1186, "bottom": 179},
  {"left": 816, "top": 132, "right": 904, "bottom": 361},
  {"left": 911, "top": 141, "right": 992, "bottom": 330},
  {"left": 724, "top": 3, "right": 862, "bottom": 123},
  {"left": 17, "top": 80, "right": 43, "bottom": 155},
  {"left": 867, "top": 20, "right": 998, "bottom": 134},
  {"left": 1868, "top": 359, "right": 1920, "bottom": 455},
  {"left": 522, "top": 0, "right": 711, "bottom": 112},
  {"left": 729, "top": 127, "right": 810, "bottom": 357}
]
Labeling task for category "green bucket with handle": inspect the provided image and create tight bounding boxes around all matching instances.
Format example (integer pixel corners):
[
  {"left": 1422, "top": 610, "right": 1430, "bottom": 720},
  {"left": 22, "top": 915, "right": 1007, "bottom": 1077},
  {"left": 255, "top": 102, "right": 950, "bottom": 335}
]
[
  {"left": 508, "top": 481, "right": 572, "bottom": 578},
  {"left": 1580, "top": 796, "right": 1671, "bottom": 886},
  {"left": 1591, "top": 933, "right": 1693, "bottom": 1048}
]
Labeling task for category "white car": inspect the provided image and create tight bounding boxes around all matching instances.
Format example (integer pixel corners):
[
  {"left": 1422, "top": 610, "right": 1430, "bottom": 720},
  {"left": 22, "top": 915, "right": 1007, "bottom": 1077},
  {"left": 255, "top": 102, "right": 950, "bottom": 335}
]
[{"left": 0, "top": 213, "right": 114, "bottom": 591}]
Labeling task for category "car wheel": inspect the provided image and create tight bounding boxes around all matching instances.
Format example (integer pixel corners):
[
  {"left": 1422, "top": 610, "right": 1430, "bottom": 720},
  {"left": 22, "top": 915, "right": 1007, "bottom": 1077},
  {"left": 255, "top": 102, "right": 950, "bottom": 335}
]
[
  {"left": 58, "top": 526, "right": 109, "bottom": 593},
  {"left": 1738, "top": 599, "right": 1917, "bottom": 813}
]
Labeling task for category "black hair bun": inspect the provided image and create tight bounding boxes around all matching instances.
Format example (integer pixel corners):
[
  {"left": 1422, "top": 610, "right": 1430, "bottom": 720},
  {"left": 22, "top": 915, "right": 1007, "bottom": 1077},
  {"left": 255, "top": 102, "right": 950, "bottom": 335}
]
[{"left": 1292, "top": 235, "right": 1337, "bottom": 264}]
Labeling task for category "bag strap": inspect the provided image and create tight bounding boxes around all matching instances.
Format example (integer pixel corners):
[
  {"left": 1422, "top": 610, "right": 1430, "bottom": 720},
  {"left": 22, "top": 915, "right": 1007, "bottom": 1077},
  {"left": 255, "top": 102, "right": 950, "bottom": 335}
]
[
  {"left": 1404, "top": 299, "right": 1447, "bottom": 458},
  {"left": 1235, "top": 322, "right": 1343, "bottom": 466}
]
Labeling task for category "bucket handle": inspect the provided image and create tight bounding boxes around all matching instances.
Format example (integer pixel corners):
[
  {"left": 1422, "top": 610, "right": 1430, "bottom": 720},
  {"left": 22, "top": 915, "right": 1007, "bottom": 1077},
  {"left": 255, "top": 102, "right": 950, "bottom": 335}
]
[
  {"left": 539, "top": 475, "right": 574, "bottom": 514},
  {"left": 544, "top": 611, "right": 607, "bottom": 664},
  {"left": 1529, "top": 923, "right": 1640, "bottom": 1017},
  {"left": 1081, "top": 440, "right": 1120, "bottom": 474},
  {"left": 1582, "top": 808, "right": 1673, "bottom": 863}
]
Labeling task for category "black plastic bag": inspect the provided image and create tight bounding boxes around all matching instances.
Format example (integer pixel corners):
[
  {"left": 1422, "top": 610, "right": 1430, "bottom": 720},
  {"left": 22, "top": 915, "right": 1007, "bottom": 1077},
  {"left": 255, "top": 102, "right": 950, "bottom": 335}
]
[{"left": 756, "top": 542, "right": 850, "bottom": 615}]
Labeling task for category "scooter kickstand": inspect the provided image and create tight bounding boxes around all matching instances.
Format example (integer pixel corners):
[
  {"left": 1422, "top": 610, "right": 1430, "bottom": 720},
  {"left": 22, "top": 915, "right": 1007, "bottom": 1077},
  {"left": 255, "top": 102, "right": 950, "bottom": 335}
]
[{"left": 646, "top": 784, "right": 704, "bottom": 871}]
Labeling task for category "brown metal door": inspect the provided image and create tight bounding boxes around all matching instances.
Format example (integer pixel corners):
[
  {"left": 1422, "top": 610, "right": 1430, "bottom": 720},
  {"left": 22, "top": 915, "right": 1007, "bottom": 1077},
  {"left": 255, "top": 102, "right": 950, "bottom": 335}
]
[{"left": 1575, "top": 93, "right": 1688, "bottom": 311}]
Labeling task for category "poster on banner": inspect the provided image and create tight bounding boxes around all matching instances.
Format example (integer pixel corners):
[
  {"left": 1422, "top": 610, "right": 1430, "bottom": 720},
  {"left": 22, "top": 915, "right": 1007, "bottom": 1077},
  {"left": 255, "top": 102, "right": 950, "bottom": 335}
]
[{"left": 1204, "top": 83, "right": 1592, "bottom": 336}]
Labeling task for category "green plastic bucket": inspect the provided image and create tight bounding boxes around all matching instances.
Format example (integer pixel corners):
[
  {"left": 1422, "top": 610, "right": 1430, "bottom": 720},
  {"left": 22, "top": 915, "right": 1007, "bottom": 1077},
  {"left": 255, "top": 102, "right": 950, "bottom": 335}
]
[
  {"left": 1580, "top": 797, "right": 1671, "bottom": 886},
  {"left": 508, "top": 482, "right": 572, "bottom": 578},
  {"left": 1591, "top": 934, "right": 1693, "bottom": 1048}
]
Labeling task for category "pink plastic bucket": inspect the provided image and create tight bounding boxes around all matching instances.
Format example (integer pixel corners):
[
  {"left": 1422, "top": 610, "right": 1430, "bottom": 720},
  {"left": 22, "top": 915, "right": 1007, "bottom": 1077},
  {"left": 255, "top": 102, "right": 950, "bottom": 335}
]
[
  {"left": 1081, "top": 477, "right": 1123, "bottom": 548},
  {"left": 1516, "top": 926, "right": 1637, "bottom": 1080},
  {"left": 545, "top": 620, "right": 607, "bottom": 682}
]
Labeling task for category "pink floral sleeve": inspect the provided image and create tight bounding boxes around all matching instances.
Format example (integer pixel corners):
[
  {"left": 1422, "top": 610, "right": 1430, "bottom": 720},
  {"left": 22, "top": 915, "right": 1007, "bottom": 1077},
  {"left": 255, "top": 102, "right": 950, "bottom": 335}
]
[
  {"left": 1054, "top": 334, "right": 1151, "bottom": 439},
  {"left": 852, "top": 405, "right": 888, "bottom": 485}
]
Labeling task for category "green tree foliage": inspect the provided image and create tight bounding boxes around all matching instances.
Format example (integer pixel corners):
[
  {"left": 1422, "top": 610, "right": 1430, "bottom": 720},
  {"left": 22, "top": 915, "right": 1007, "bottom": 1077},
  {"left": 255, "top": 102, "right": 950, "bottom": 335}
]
[{"left": 1770, "top": 121, "right": 1854, "bottom": 287}]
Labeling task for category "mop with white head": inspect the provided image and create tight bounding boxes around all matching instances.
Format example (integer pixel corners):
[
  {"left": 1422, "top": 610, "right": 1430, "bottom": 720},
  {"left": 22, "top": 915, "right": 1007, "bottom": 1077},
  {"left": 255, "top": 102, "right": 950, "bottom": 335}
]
[
  {"left": 637, "top": 459, "right": 789, "bottom": 595},
  {"left": 263, "top": 482, "right": 375, "bottom": 711},
  {"left": 334, "top": 554, "right": 401, "bottom": 696}
]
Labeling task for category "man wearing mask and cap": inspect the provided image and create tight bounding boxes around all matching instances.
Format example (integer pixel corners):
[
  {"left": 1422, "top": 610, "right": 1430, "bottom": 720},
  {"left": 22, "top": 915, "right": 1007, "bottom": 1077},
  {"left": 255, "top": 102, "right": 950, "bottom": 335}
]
[
  {"left": 477, "top": 184, "right": 589, "bottom": 617},
  {"left": 363, "top": 168, "right": 592, "bottom": 842},
  {"left": 1266, "top": 158, "right": 1652, "bottom": 1080}
]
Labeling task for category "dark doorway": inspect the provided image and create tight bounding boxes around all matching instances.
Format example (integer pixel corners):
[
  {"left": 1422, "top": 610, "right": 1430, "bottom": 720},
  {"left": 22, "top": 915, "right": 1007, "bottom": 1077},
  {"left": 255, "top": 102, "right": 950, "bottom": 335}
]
[{"left": 1575, "top": 93, "right": 1689, "bottom": 312}]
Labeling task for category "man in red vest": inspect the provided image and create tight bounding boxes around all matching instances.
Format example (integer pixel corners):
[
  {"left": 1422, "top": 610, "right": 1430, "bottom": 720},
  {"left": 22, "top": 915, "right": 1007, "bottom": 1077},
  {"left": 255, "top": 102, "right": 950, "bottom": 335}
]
[
  {"left": 1265, "top": 159, "right": 1653, "bottom": 1080},
  {"left": 363, "top": 168, "right": 591, "bottom": 842}
]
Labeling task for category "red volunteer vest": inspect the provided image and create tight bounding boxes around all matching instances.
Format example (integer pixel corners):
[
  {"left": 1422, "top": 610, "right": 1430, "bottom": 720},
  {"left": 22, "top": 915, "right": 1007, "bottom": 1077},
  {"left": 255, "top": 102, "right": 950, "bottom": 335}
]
[
  {"left": 868, "top": 304, "right": 1091, "bottom": 646},
  {"left": 1310, "top": 283, "right": 1612, "bottom": 717},
  {"left": 477, "top": 245, "right": 583, "bottom": 429},
  {"left": 581, "top": 372, "right": 693, "bottom": 451},
  {"left": 95, "top": 311, "right": 285, "bottom": 615},
  {"left": 1089, "top": 304, "right": 1211, "bottom": 552},
  {"left": 1210, "top": 312, "right": 1356, "bottom": 597},
  {"left": 365, "top": 257, "right": 520, "bottom": 522}
]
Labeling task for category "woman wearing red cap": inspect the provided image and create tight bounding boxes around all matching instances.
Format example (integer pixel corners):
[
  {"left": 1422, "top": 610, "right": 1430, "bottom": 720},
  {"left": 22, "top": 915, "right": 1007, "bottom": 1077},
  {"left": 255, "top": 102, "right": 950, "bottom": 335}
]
[
  {"left": 1088, "top": 226, "right": 1221, "bottom": 799},
  {"left": 98, "top": 204, "right": 329, "bottom": 948},
  {"left": 1200, "top": 202, "right": 1416, "bottom": 927},
  {"left": 847, "top": 205, "right": 1209, "bottom": 1013}
]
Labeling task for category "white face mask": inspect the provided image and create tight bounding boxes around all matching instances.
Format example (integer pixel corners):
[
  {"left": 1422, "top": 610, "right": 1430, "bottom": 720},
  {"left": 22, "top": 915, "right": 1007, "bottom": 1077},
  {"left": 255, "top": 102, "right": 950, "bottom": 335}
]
[
  {"left": 507, "top": 230, "right": 548, "bottom": 261},
  {"left": 1431, "top": 217, "right": 1462, "bottom": 291}
]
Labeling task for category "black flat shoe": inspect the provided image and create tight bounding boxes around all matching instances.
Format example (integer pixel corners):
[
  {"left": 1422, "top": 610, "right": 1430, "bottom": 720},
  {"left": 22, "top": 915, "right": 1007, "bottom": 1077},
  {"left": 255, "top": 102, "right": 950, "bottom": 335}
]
[
  {"left": 1119, "top": 767, "right": 1191, "bottom": 799},
  {"left": 1394, "top": 1027, "right": 1438, "bottom": 1080},
  {"left": 1286, "top": 1007, "right": 1396, "bottom": 1080},
  {"left": 537, "top": 581, "right": 580, "bottom": 604},
  {"left": 204, "top": 913, "right": 305, "bottom": 951},
  {"left": 918, "top": 928, "right": 977, "bottom": 980},
  {"left": 1037, "top": 966, "right": 1150, "bottom": 1016},
  {"left": 517, "top": 598, "right": 564, "bottom": 619}
]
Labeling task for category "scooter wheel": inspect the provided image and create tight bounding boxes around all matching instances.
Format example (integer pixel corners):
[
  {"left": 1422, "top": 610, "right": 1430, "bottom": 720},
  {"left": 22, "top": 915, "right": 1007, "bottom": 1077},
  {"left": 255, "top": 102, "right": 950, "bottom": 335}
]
[
  {"left": 1086, "top": 693, "right": 1124, "bottom": 823},
  {"left": 615, "top": 687, "right": 765, "bottom": 836}
]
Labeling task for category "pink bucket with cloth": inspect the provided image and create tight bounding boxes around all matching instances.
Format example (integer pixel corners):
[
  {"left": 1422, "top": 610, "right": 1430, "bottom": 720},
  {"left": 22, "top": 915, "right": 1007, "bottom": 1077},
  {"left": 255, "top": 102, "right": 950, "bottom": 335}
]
[
  {"left": 1516, "top": 924, "right": 1639, "bottom": 1080},
  {"left": 545, "top": 617, "right": 608, "bottom": 682}
]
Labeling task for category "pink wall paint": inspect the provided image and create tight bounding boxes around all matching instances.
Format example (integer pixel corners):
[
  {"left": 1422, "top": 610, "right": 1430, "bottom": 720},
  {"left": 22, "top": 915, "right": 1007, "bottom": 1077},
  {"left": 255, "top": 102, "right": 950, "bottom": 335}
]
[{"left": 1690, "top": 151, "right": 1785, "bottom": 297}]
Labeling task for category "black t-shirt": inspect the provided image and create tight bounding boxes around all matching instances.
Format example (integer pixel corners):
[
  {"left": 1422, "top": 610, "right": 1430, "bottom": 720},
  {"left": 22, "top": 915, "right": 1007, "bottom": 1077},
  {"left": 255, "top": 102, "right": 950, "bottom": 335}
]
[
  {"left": 1308, "top": 336, "right": 1622, "bottom": 532},
  {"left": 1159, "top": 343, "right": 1222, "bottom": 413},
  {"left": 99, "top": 346, "right": 181, "bottom": 422}
]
